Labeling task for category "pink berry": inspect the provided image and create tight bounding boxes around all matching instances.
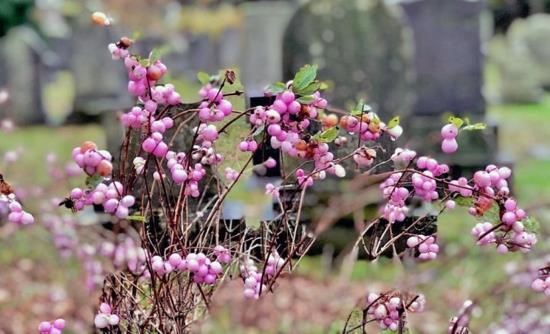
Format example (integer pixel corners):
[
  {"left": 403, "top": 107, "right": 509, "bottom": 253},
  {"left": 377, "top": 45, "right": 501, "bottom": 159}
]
[
  {"left": 53, "top": 319, "right": 66, "bottom": 329},
  {"left": 441, "top": 123, "right": 458, "bottom": 139},
  {"left": 441, "top": 138, "right": 458, "bottom": 154},
  {"left": 532, "top": 278, "right": 546, "bottom": 291},
  {"left": 142, "top": 138, "right": 157, "bottom": 153},
  {"left": 445, "top": 200, "right": 456, "bottom": 210}
]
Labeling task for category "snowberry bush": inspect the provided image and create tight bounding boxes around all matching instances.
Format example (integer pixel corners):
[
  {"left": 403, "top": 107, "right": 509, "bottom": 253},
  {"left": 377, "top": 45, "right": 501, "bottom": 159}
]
[{"left": 0, "top": 18, "right": 546, "bottom": 333}]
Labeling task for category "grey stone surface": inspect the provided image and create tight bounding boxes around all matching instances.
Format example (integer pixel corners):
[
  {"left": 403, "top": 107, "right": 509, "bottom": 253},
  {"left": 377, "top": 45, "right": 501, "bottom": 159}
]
[
  {"left": 282, "top": 0, "right": 414, "bottom": 120},
  {"left": 0, "top": 26, "right": 47, "bottom": 124},
  {"left": 70, "top": 21, "right": 132, "bottom": 117},
  {"left": 397, "top": 0, "right": 501, "bottom": 171},
  {"left": 241, "top": 1, "right": 295, "bottom": 96},
  {"left": 400, "top": 0, "right": 485, "bottom": 116}
]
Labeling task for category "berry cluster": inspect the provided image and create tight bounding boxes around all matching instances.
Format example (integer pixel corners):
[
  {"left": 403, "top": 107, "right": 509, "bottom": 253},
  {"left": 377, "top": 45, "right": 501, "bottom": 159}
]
[
  {"left": 240, "top": 251, "right": 286, "bottom": 299},
  {"left": 4, "top": 196, "right": 34, "bottom": 225},
  {"left": 241, "top": 259, "right": 266, "bottom": 300},
  {"left": 441, "top": 123, "right": 459, "bottom": 154},
  {"left": 38, "top": 319, "right": 65, "bottom": 334},
  {"left": 100, "top": 238, "right": 148, "bottom": 275},
  {"left": 238, "top": 139, "right": 258, "bottom": 152},
  {"left": 213, "top": 245, "right": 232, "bottom": 264},
  {"left": 380, "top": 173, "right": 409, "bottom": 223},
  {"left": 264, "top": 251, "right": 285, "bottom": 276},
  {"left": 150, "top": 251, "right": 228, "bottom": 285},
  {"left": 94, "top": 303, "right": 120, "bottom": 329},
  {"left": 97, "top": 183, "right": 135, "bottom": 219},
  {"left": 352, "top": 147, "right": 376, "bottom": 167},
  {"left": 407, "top": 235, "right": 439, "bottom": 260},
  {"left": 198, "top": 84, "right": 233, "bottom": 122},
  {"left": 120, "top": 106, "right": 149, "bottom": 128},
  {"left": 124, "top": 55, "right": 167, "bottom": 99},
  {"left": 265, "top": 182, "right": 281, "bottom": 198},
  {"left": 166, "top": 151, "right": 189, "bottom": 184},
  {"left": 530, "top": 266, "right": 550, "bottom": 297},
  {"left": 142, "top": 131, "right": 169, "bottom": 158},
  {"left": 471, "top": 222, "right": 497, "bottom": 246},
  {"left": 339, "top": 114, "right": 382, "bottom": 142},
  {"left": 366, "top": 292, "right": 425, "bottom": 331},
  {"left": 247, "top": 88, "right": 348, "bottom": 186},
  {"left": 71, "top": 141, "right": 113, "bottom": 177},
  {"left": 460, "top": 165, "right": 536, "bottom": 253},
  {"left": 224, "top": 167, "right": 239, "bottom": 181},
  {"left": 391, "top": 148, "right": 417, "bottom": 164}
]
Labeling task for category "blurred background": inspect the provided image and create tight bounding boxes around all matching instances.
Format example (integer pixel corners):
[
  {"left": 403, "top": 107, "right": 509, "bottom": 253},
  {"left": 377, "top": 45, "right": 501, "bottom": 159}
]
[{"left": 1, "top": 0, "right": 550, "bottom": 333}]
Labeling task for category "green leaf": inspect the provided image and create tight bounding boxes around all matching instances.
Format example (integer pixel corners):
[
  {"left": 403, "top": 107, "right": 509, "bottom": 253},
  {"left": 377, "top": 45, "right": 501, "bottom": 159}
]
[
  {"left": 292, "top": 64, "right": 318, "bottom": 91},
  {"left": 523, "top": 216, "right": 540, "bottom": 234},
  {"left": 128, "top": 215, "right": 146, "bottom": 223},
  {"left": 350, "top": 108, "right": 362, "bottom": 116},
  {"left": 350, "top": 99, "right": 372, "bottom": 116},
  {"left": 294, "top": 81, "right": 321, "bottom": 95},
  {"left": 265, "top": 82, "right": 286, "bottom": 94},
  {"left": 454, "top": 196, "right": 475, "bottom": 207},
  {"left": 313, "top": 126, "right": 339, "bottom": 143},
  {"left": 462, "top": 122, "right": 487, "bottom": 131},
  {"left": 448, "top": 116, "right": 464, "bottom": 128},
  {"left": 85, "top": 175, "right": 103, "bottom": 189},
  {"left": 297, "top": 95, "right": 315, "bottom": 104},
  {"left": 319, "top": 81, "right": 330, "bottom": 90},
  {"left": 139, "top": 58, "right": 150, "bottom": 67},
  {"left": 370, "top": 111, "right": 381, "bottom": 125},
  {"left": 387, "top": 116, "right": 400, "bottom": 129},
  {"left": 149, "top": 44, "right": 172, "bottom": 64},
  {"left": 197, "top": 71, "right": 210, "bottom": 85},
  {"left": 149, "top": 48, "right": 162, "bottom": 64}
]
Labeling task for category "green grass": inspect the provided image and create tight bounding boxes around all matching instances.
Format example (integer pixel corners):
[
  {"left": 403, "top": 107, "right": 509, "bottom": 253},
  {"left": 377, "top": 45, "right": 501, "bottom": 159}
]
[{"left": 0, "top": 125, "right": 105, "bottom": 186}]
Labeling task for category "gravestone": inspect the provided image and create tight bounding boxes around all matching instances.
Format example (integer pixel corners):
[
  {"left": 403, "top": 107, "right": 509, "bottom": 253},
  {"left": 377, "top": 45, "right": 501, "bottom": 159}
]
[
  {"left": 283, "top": 0, "right": 415, "bottom": 120},
  {"left": 0, "top": 26, "right": 47, "bottom": 124},
  {"left": 398, "top": 0, "right": 500, "bottom": 170},
  {"left": 218, "top": 28, "right": 241, "bottom": 69},
  {"left": 188, "top": 34, "right": 219, "bottom": 75},
  {"left": 283, "top": 0, "right": 413, "bottom": 173},
  {"left": 400, "top": 0, "right": 485, "bottom": 117},
  {"left": 241, "top": 1, "right": 295, "bottom": 97},
  {"left": 68, "top": 19, "right": 132, "bottom": 123}
]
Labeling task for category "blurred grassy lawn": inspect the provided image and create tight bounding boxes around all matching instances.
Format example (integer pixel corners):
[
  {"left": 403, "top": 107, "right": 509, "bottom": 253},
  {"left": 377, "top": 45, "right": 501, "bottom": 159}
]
[{"left": 1, "top": 87, "right": 550, "bottom": 332}]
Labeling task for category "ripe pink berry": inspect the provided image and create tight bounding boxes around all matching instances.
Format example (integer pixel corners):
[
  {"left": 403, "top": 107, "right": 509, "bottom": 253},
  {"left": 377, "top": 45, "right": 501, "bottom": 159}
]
[
  {"left": 53, "top": 319, "right": 66, "bottom": 329},
  {"left": 441, "top": 123, "right": 458, "bottom": 139},
  {"left": 287, "top": 101, "right": 301, "bottom": 114},
  {"left": 531, "top": 278, "right": 546, "bottom": 291},
  {"left": 142, "top": 138, "right": 157, "bottom": 153},
  {"left": 441, "top": 138, "right": 458, "bottom": 154},
  {"left": 280, "top": 91, "right": 295, "bottom": 104},
  {"left": 445, "top": 200, "right": 456, "bottom": 210}
]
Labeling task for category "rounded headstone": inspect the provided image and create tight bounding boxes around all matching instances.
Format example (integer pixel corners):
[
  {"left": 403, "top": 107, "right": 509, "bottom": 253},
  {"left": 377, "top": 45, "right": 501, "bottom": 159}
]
[{"left": 283, "top": 0, "right": 414, "bottom": 120}]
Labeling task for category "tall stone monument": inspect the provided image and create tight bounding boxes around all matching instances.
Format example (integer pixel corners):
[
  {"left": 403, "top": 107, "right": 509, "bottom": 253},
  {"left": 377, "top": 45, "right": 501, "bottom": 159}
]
[{"left": 399, "top": 0, "right": 500, "bottom": 172}]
